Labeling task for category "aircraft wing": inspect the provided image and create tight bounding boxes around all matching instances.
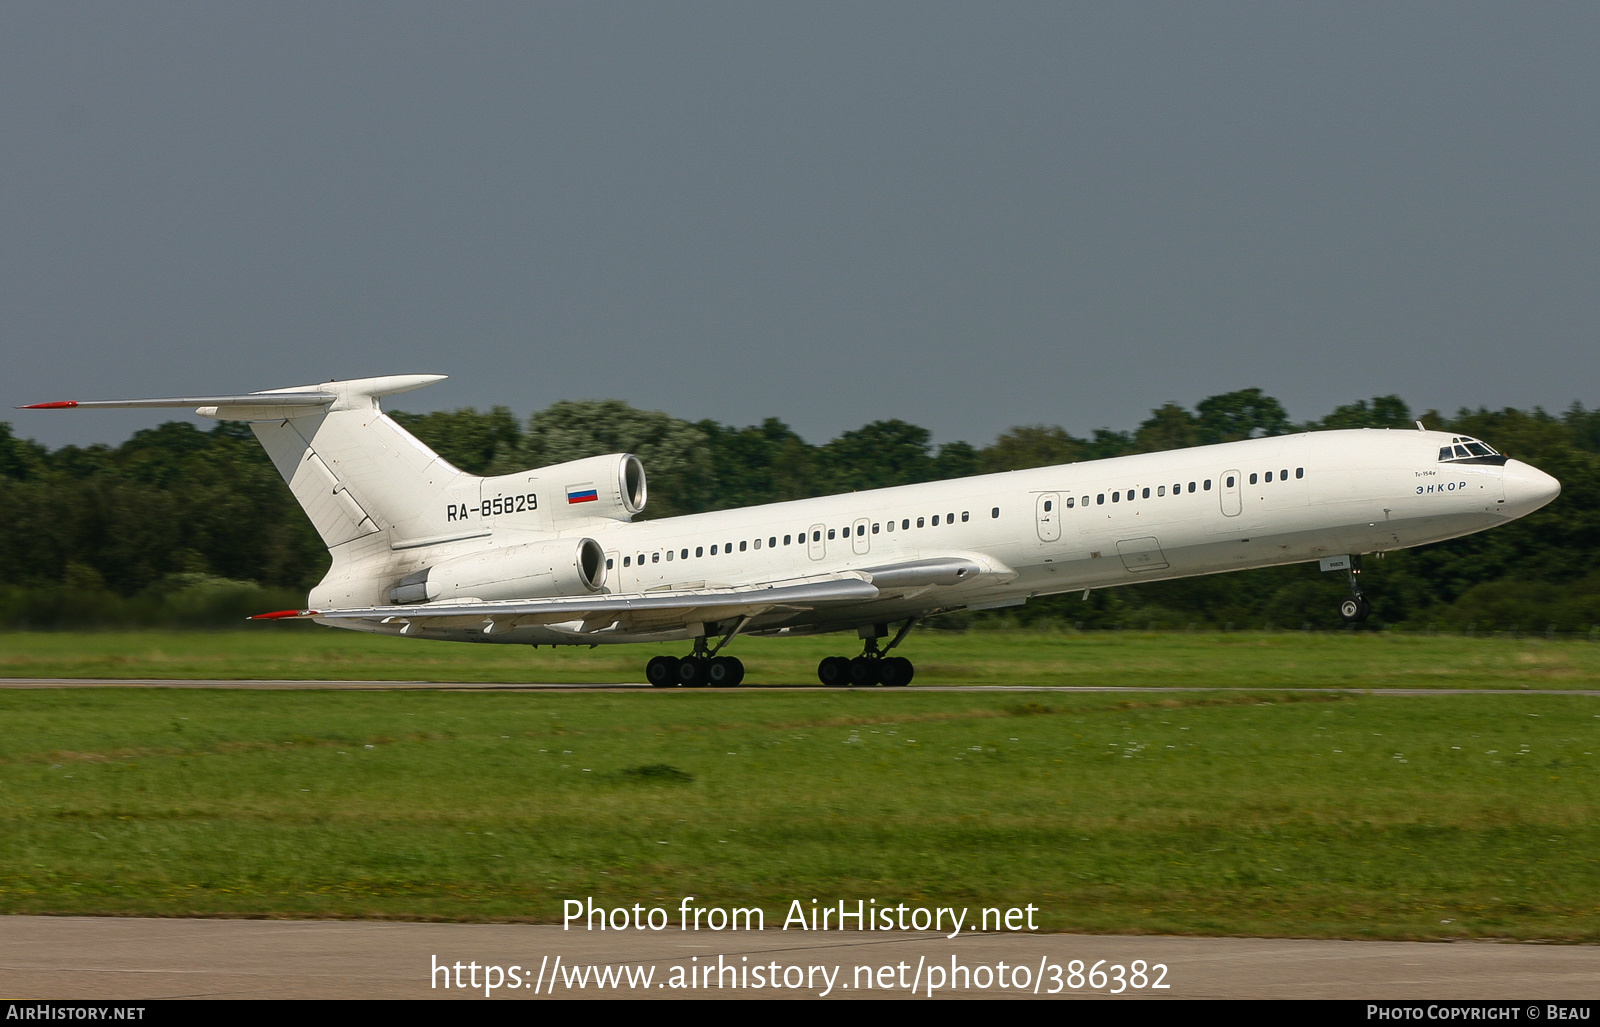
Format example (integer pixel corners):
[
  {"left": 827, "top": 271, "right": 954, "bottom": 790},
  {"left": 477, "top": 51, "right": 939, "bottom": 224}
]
[
  {"left": 256, "top": 576, "right": 885, "bottom": 634},
  {"left": 252, "top": 556, "right": 1010, "bottom": 636}
]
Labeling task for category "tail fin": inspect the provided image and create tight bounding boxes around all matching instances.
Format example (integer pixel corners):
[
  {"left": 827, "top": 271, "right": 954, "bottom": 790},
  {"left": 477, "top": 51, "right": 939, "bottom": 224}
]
[
  {"left": 24, "top": 374, "right": 479, "bottom": 550},
  {"left": 244, "top": 376, "right": 483, "bottom": 549}
]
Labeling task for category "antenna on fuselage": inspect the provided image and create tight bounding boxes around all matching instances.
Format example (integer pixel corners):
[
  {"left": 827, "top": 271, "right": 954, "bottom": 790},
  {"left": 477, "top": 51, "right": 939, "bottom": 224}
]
[{"left": 1415, "top": 420, "right": 1426, "bottom": 431}]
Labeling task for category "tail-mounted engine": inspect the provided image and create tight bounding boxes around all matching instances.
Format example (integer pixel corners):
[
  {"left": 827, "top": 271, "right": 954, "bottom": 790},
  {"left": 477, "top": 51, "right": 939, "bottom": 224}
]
[
  {"left": 462, "top": 453, "right": 646, "bottom": 534},
  {"left": 390, "top": 537, "right": 607, "bottom": 603}
]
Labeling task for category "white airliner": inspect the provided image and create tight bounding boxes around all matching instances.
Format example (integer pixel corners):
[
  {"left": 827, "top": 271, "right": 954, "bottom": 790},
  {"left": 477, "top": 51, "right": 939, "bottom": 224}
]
[{"left": 25, "top": 374, "right": 1561, "bottom": 687}]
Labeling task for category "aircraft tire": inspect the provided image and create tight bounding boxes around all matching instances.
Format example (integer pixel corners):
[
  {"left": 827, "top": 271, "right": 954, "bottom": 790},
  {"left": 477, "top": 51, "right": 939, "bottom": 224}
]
[
  {"left": 848, "top": 656, "right": 881, "bottom": 687},
  {"left": 879, "top": 656, "right": 914, "bottom": 687},
  {"left": 818, "top": 656, "right": 851, "bottom": 687},
  {"left": 678, "top": 657, "right": 710, "bottom": 687},
  {"left": 646, "top": 655, "right": 681, "bottom": 687},
  {"left": 708, "top": 656, "right": 744, "bottom": 687},
  {"left": 1339, "top": 597, "right": 1371, "bottom": 623}
]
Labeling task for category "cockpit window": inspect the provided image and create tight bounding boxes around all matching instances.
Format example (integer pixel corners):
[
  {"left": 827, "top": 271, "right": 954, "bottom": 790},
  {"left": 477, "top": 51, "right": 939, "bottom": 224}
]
[{"left": 1438, "top": 436, "right": 1506, "bottom": 465}]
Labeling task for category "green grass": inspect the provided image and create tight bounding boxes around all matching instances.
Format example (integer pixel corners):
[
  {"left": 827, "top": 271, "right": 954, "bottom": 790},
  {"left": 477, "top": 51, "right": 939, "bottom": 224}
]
[
  {"left": 0, "top": 682, "right": 1596, "bottom": 939},
  {"left": 3, "top": 627, "right": 1600, "bottom": 688}
]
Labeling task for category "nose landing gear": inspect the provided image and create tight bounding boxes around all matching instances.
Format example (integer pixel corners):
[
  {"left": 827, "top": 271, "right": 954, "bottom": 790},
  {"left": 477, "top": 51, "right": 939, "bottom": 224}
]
[{"left": 1338, "top": 555, "right": 1371, "bottom": 623}]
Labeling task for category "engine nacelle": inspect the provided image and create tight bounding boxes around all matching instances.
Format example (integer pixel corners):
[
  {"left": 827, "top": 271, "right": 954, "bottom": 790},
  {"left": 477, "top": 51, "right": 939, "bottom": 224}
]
[
  {"left": 539, "top": 452, "right": 647, "bottom": 522},
  {"left": 390, "top": 537, "right": 607, "bottom": 603}
]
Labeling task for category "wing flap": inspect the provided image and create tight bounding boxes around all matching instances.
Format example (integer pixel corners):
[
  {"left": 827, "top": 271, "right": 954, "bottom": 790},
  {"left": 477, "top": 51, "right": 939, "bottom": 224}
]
[{"left": 286, "top": 577, "right": 882, "bottom": 630}]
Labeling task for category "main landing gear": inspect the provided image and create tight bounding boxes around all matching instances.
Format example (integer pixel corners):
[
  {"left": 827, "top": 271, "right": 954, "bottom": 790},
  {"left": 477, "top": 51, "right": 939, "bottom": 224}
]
[
  {"left": 818, "top": 620, "right": 918, "bottom": 687},
  {"left": 1339, "top": 555, "right": 1371, "bottom": 624},
  {"left": 646, "top": 653, "right": 745, "bottom": 688},
  {"left": 645, "top": 619, "right": 750, "bottom": 687}
]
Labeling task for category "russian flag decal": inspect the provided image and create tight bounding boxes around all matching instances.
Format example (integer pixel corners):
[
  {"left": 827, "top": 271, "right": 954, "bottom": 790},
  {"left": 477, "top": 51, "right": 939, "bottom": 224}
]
[{"left": 567, "top": 483, "right": 599, "bottom": 504}]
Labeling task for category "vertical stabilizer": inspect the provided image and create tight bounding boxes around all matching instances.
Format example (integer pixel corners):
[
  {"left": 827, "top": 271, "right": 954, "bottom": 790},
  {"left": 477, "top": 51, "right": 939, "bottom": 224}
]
[{"left": 236, "top": 376, "right": 480, "bottom": 550}]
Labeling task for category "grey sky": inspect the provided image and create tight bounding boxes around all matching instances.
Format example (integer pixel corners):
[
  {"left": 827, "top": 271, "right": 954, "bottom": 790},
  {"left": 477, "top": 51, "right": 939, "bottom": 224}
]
[{"left": 5, "top": 3, "right": 1598, "bottom": 450}]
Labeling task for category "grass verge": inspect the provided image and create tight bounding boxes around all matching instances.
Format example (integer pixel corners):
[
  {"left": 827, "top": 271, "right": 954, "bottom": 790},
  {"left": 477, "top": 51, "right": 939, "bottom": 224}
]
[{"left": 1, "top": 685, "right": 1596, "bottom": 939}]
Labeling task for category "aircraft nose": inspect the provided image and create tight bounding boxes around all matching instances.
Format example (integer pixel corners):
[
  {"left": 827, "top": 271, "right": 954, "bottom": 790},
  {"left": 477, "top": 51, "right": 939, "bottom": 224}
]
[{"left": 1500, "top": 460, "right": 1561, "bottom": 517}]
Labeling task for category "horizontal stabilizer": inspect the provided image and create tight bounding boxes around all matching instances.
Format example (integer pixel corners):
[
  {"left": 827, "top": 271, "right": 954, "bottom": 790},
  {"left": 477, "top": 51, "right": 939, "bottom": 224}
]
[
  {"left": 19, "top": 374, "right": 447, "bottom": 414},
  {"left": 21, "top": 392, "right": 336, "bottom": 410}
]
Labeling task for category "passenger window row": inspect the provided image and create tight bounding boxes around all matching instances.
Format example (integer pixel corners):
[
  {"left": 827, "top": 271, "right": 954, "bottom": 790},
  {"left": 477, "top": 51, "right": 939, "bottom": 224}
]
[
  {"left": 1038, "top": 467, "right": 1309, "bottom": 515},
  {"left": 1240, "top": 467, "right": 1305, "bottom": 486},
  {"left": 1084, "top": 479, "right": 1211, "bottom": 507},
  {"left": 616, "top": 507, "right": 997, "bottom": 568}
]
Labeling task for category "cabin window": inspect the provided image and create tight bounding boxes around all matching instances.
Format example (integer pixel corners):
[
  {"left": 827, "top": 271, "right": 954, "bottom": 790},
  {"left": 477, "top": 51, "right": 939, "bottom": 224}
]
[
  {"left": 903, "top": 519, "right": 911, "bottom": 529},
  {"left": 1249, "top": 473, "right": 1257, "bottom": 485},
  {"left": 872, "top": 523, "right": 880, "bottom": 533},
  {"left": 1097, "top": 494, "right": 1105, "bottom": 505},
  {"left": 783, "top": 535, "right": 791, "bottom": 545},
  {"left": 1142, "top": 487, "right": 1150, "bottom": 499},
  {"left": 1296, "top": 467, "right": 1304, "bottom": 478},
  {"left": 637, "top": 553, "right": 645, "bottom": 563},
  {"left": 666, "top": 551, "right": 674, "bottom": 561},
  {"left": 813, "top": 530, "right": 821, "bottom": 542},
  {"left": 726, "top": 541, "right": 733, "bottom": 552},
  {"left": 606, "top": 558, "right": 613, "bottom": 570},
  {"left": 1280, "top": 468, "right": 1288, "bottom": 479},
  {"left": 696, "top": 547, "right": 704, "bottom": 558},
  {"left": 916, "top": 517, "right": 925, "bottom": 528},
  {"left": 1265, "top": 471, "right": 1273, "bottom": 482},
  {"left": 652, "top": 553, "right": 660, "bottom": 563},
  {"left": 740, "top": 541, "right": 748, "bottom": 551},
  {"left": 1188, "top": 482, "right": 1196, "bottom": 492},
  {"left": 933, "top": 514, "right": 941, "bottom": 525},
  {"left": 991, "top": 507, "right": 1000, "bottom": 518},
  {"left": 680, "top": 548, "right": 688, "bottom": 559},
  {"left": 947, "top": 512, "right": 954, "bottom": 522},
  {"left": 1112, "top": 492, "right": 1120, "bottom": 503},
  {"left": 753, "top": 539, "right": 761, "bottom": 550},
  {"left": 962, "top": 511, "right": 970, "bottom": 521},
  {"left": 623, "top": 556, "right": 631, "bottom": 567},
  {"left": 1157, "top": 485, "right": 1166, "bottom": 497},
  {"left": 1043, "top": 500, "right": 1052, "bottom": 513},
  {"left": 711, "top": 544, "right": 718, "bottom": 555},
  {"left": 769, "top": 536, "right": 776, "bottom": 547},
  {"left": 1065, "top": 497, "right": 1075, "bottom": 508},
  {"left": 1204, "top": 479, "right": 1213, "bottom": 490},
  {"left": 827, "top": 529, "right": 835, "bottom": 540}
]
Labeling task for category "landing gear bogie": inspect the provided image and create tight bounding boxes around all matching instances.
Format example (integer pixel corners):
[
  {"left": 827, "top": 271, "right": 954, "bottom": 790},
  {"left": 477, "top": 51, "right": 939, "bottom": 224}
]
[{"left": 816, "top": 621, "right": 920, "bottom": 686}]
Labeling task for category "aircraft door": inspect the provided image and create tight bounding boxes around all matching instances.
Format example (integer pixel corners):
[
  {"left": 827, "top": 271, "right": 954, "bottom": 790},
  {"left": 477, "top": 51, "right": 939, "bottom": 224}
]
[
  {"left": 808, "top": 523, "right": 826, "bottom": 561},
  {"left": 852, "top": 517, "right": 870, "bottom": 555},
  {"left": 1035, "top": 493, "right": 1061, "bottom": 542},
  {"left": 1220, "top": 470, "right": 1242, "bottom": 516}
]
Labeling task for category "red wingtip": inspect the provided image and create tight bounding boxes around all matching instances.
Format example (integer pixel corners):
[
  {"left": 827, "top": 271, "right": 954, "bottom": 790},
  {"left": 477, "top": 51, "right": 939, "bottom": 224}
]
[
  {"left": 249, "top": 609, "right": 316, "bottom": 620},
  {"left": 19, "top": 401, "right": 79, "bottom": 409}
]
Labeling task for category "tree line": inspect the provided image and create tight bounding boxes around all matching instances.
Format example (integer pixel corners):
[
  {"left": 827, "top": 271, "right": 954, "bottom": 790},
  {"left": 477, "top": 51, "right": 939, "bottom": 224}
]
[{"left": 1, "top": 387, "right": 1597, "bottom": 631}]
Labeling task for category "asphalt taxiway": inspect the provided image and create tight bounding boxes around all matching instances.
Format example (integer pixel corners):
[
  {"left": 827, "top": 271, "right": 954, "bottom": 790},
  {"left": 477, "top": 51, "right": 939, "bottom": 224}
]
[{"left": 2, "top": 916, "right": 1596, "bottom": 999}]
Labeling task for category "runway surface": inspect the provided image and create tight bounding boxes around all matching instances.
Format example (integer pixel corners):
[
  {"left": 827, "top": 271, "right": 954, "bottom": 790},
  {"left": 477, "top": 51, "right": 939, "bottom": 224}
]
[
  {"left": 2, "top": 916, "right": 1597, "bottom": 1000},
  {"left": 3, "top": 677, "right": 1599, "bottom": 695}
]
